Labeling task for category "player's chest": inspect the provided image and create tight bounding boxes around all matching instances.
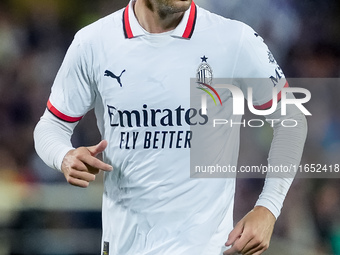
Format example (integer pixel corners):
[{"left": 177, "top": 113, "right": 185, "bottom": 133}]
[{"left": 95, "top": 42, "right": 232, "bottom": 108}]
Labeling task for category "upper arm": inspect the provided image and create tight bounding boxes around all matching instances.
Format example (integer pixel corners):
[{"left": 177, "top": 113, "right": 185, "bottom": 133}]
[
  {"left": 233, "top": 24, "right": 287, "bottom": 111},
  {"left": 48, "top": 33, "right": 96, "bottom": 123}
]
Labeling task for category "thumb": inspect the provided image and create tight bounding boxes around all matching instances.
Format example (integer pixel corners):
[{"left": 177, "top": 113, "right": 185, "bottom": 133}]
[
  {"left": 225, "top": 221, "right": 244, "bottom": 246},
  {"left": 87, "top": 140, "right": 108, "bottom": 156}
]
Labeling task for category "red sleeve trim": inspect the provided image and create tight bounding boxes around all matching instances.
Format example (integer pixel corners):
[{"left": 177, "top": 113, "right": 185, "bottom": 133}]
[
  {"left": 253, "top": 82, "right": 289, "bottom": 110},
  {"left": 47, "top": 100, "right": 83, "bottom": 123},
  {"left": 182, "top": 2, "right": 197, "bottom": 39}
]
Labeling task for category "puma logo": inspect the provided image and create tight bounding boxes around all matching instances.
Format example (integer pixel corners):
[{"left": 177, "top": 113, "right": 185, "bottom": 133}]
[{"left": 104, "top": 69, "right": 126, "bottom": 87}]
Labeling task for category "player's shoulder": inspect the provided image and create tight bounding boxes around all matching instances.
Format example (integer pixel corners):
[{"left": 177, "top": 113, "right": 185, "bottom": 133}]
[
  {"left": 196, "top": 5, "right": 244, "bottom": 32},
  {"left": 196, "top": 5, "right": 257, "bottom": 39},
  {"left": 74, "top": 8, "right": 125, "bottom": 44}
]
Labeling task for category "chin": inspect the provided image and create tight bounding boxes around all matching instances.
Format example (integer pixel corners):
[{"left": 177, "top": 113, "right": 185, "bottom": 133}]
[
  {"left": 154, "top": 0, "right": 192, "bottom": 15},
  {"left": 170, "top": 0, "right": 192, "bottom": 12}
]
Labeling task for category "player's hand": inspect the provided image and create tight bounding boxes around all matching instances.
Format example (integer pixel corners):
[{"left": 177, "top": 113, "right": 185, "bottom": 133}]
[
  {"left": 61, "top": 140, "right": 113, "bottom": 188},
  {"left": 224, "top": 206, "right": 276, "bottom": 255}
]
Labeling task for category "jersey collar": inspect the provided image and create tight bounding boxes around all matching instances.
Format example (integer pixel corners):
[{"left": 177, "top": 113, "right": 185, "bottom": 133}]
[{"left": 123, "top": 1, "right": 197, "bottom": 39}]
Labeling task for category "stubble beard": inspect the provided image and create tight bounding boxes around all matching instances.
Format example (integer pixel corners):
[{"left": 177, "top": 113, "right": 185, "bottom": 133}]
[{"left": 149, "top": 0, "right": 192, "bottom": 18}]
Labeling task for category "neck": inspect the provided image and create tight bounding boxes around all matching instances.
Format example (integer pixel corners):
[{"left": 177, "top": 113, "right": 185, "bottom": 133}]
[{"left": 134, "top": 0, "right": 185, "bottom": 33}]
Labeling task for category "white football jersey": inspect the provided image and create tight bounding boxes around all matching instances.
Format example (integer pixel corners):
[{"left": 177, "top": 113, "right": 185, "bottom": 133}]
[{"left": 47, "top": 1, "right": 287, "bottom": 254}]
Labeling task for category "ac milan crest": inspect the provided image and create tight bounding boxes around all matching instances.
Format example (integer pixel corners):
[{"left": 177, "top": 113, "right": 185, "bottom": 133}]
[{"left": 197, "top": 55, "right": 213, "bottom": 86}]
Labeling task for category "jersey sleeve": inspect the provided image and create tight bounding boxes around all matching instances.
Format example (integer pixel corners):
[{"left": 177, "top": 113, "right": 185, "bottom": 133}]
[
  {"left": 233, "top": 24, "right": 288, "bottom": 109},
  {"left": 47, "top": 33, "right": 96, "bottom": 122}
]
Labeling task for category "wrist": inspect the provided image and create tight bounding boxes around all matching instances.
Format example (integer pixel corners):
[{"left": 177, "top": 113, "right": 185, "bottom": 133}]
[
  {"left": 253, "top": 206, "right": 276, "bottom": 221},
  {"left": 56, "top": 147, "right": 75, "bottom": 172}
]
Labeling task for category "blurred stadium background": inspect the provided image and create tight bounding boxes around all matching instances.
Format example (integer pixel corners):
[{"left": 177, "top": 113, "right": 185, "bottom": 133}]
[{"left": 0, "top": 0, "right": 339, "bottom": 254}]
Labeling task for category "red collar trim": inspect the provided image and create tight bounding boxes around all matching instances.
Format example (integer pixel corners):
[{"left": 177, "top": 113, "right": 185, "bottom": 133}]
[
  {"left": 123, "top": 1, "right": 197, "bottom": 39},
  {"left": 182, "top": 1, "right": 197, "bottom": 39},
  {"left": 123, "top": 5, "right": 134, "bottom": 39}
]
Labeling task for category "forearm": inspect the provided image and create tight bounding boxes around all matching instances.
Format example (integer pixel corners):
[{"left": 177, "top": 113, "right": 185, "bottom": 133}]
[
  {"left": 256, "top": 105, "right": 308, "bottom": 218},
  {"left": 33, "top": 110, "right": 77, "bottom": 171}
]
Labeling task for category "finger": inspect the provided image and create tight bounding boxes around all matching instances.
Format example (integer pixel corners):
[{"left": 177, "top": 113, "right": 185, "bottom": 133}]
[
  {"left": 243, "top": 239, "right": 269, "bottom": 255},
  {"left": 224, "top": 237, "right": 244, "bottom": 255},
  {"left": 87, "top": 140, "right": 108, "bottom": 157},
  {"left": 80, "top": 154, "right": 113, "bottom": 172},
  {"left": 225, "top": 222, "right": 244, "bottom": 246},
  {"left": 223, "top": 245, "right": 239, "bottom": 255},
  {"left": 225, "top": 230, "right": 254, "bottom": 255},
  {"left": 243, "top": 241, "right": 260, "bottom": 255},
  {"left": 66, "top": 157, "right": 89, "bottom": 172},
  {"left": 67, "top": 177, "right": 91, "bottom": 188},
  {"left": 244, "top": 247, "right": 263, "bottom": 255},
  {"left": 85, "top": 163, "right": 100, "bottom": 175},
  {"left": 70, "top": 168, "right": 96, "bottom": 183},
  {"left": 251, "top": 249, "right": 267, "bottom": 255}
]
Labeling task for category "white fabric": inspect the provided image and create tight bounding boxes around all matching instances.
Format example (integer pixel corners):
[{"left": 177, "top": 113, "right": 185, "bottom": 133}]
[
  {"left": 34, "top": 110, "right": 75, "bottom": 171},
  {"left": 256, "top": 100, "right": 308, "bottom": 218},
  {"left": 34, "top": 2, "right": 307, "bottom": 255}
]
